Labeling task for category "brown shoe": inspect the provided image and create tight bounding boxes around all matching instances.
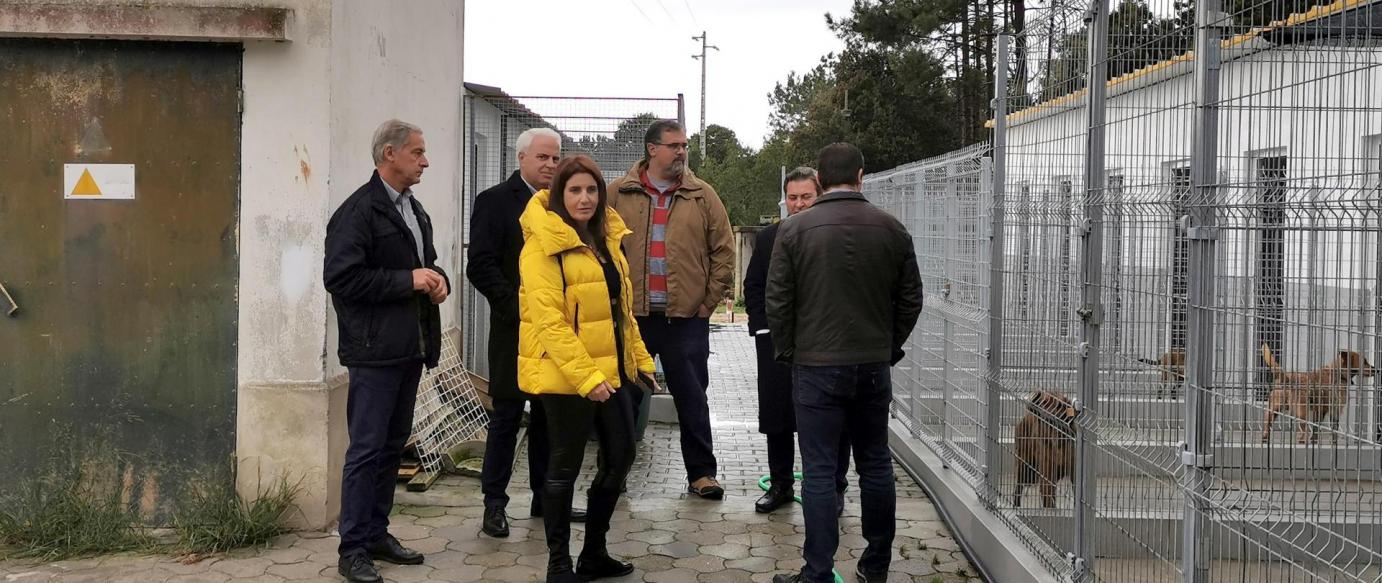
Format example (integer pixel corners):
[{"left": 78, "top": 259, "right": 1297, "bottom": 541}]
[{"left": 688, "top": 477, "right": 725, "bottom": 500}]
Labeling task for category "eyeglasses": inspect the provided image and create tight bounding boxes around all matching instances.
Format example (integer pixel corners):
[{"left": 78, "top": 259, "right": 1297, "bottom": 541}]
[{"left": 654, "top": 142, "right": 689, "bottom": 152}]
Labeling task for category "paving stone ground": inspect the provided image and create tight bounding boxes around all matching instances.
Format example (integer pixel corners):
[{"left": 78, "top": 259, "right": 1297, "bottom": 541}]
[{"left": 0, "top": 324, "right": 980, "bottom": 582}]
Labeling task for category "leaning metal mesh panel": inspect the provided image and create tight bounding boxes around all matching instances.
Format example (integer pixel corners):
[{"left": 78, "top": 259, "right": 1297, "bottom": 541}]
[
  {"left": 413, "top": 332, "right": 490, "bottom": 475},
  {"left": 461, "top": 93, "right": 681, "bottom": 382}
]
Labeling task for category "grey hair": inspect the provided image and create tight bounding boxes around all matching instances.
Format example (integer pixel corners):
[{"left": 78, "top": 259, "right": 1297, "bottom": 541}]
[
  {"left": 372, "top": 119, "right": 422, "bottom": 165},
  {"left": 783, "top": 166, "right": 822, "bottom": 194},
  {"left": 516, "top": 127, "right": 561, "bottom": 154}
]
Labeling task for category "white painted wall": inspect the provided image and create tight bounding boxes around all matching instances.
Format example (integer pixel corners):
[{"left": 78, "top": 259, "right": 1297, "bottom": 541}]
[
  {"left": 238, "top": 0, "right": 334, "bottom": 386},
  {"left": 233, "top": 0, "right": 465, "bottom": 527}
]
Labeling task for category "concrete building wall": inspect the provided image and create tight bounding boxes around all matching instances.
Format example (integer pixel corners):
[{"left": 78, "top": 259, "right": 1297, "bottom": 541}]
[
  {"left": 240, "top": 0, "right": 466, "bottom": 528},
  {"left": 0, "top": 0, "right": 466, "bottom": 529}
]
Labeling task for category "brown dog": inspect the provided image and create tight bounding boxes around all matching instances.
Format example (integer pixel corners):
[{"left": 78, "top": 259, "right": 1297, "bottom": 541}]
[
  {"left": 1013, "top": 391, "right": 1077, "bottom": 508},
  {"left": 1137, "top": 348, "right": 1186, "bottom": 399},
  {"left": 1260, "top": 343, "right": 1374, "bottom": 445}
]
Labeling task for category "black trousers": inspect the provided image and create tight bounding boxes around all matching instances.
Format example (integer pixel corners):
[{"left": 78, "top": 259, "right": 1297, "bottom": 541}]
[
  {"left": 539, "top": 386, "right": 638, "bottom": 569},
  {"left": 635, "top": 315, "right": 717, "bottom": 482},
  {"left": 338, "top": 362, "right": 423, "bottom": 557},
  {"left": 479, "top": 396, "right": 550, "bottom": 510}
]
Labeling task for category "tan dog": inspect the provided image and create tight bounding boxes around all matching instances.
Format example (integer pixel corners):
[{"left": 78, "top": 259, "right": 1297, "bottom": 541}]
[
  {"left": 1138, "top": 349, "right": 1186, "bottom": 399},
  {"left": 1014, "top": 391, "right": 1077, "bottom": 509},
  {"left": 1260, "top": 343, "right": 1374, "bottom": 445}
]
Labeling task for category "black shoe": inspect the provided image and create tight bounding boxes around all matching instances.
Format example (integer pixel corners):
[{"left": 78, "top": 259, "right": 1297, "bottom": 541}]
[
  {"left": 547, "top": 572, "right": 582, "bottom": 583},
  {"left": 755, "top": 482, "right": 794, "bottom": 514},
  {"left": 366, "top": 533, "right": 424, "bottom": 565},
  {"left": 772, "top": 574, "right": 801, "bottom": 583},
  {"left": 576, "top": 552, "right": 635, "bottom": 580},
  {"left": 337, "top": 553, "right": 382, "bottom": 583},
  {"left": 482, "top": 505, "right": 510, "bottom": 538},
  {"left": 855, "top": 567, "right": 888, "bottom": 582}
]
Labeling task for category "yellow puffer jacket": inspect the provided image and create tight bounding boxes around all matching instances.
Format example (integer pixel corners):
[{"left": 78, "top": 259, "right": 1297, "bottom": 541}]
[{"left": 517, "top": 189, "right": 656, "bottom": 396}]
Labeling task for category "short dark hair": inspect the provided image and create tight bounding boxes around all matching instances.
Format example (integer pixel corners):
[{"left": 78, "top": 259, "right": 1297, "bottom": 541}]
[
  {"left": 783, "top": 166, "right": 822, "bottom": 194},
  {"left": 817, "top": 143, "right": 865, "bottom": 190},
  {"left": 644, "top": 119, "right": 686, "bottom": 160}
]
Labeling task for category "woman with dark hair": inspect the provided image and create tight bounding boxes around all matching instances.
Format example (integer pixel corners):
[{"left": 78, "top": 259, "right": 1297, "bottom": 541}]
[{"left": 517, "top": 155, "right": 660, "bottom": 582}]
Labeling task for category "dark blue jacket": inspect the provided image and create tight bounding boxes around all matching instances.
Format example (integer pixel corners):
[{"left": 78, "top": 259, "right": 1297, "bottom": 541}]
[{"left": 324, "top": 171, "right": 449, "bottom": 368}]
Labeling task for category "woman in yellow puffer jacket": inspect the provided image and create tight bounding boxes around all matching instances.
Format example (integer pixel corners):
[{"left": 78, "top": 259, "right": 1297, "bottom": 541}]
[{"left": 517, "top": 155, "right": 658, "bottom": 583}]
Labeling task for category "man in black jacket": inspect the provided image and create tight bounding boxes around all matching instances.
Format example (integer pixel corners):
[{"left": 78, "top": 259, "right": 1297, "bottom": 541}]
[
  {"left": 742, "top": 167, "right": 850, "bottom": 515},
  {"left": 766, "top": 143, "right": 924, "bottom": 583},
  {"left": 325, "top": 119, "right": 450, "bottom": 583},
  {"left": 466, "top": 127, "right": 585, "bottom": 539}
]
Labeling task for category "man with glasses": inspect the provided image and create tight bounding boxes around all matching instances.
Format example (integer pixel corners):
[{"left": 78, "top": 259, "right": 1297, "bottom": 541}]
[{"left": 609, "top": 120, "right": 734, "bottom": 499}]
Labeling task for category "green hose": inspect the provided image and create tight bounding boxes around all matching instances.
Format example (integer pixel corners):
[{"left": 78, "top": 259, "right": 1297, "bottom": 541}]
[
  {"left": 758, "top": 473, "right": 846, "bottom": 583},
  {"left": 757, "top": 473, "right": 805, "bottom": 503}
]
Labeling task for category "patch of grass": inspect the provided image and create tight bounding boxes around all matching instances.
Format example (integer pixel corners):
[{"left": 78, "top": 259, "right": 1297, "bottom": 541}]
[
  {"left": 171, "top": 474, "right": 303, "bottom": 555},
  {"left": 0, "top": 464, "right": 155, "bottom": 560}
]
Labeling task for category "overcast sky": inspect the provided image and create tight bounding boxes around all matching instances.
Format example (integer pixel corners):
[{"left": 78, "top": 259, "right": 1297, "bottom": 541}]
[{"left": 464, "top": 0, "right": 854, "bottom": 150}]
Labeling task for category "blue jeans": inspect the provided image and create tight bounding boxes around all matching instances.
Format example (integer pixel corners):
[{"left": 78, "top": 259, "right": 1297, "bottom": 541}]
[{"left": 794, "top": 362, "right": 895, "bottom": 582}]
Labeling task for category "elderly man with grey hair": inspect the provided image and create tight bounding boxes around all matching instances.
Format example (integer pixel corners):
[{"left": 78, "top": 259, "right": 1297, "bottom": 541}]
[
  {"left": 325, "top": 119, "right": 450, "bottom": 583},
  {"left": 466, "top": 126, "right": 584, "bottom": 539}
]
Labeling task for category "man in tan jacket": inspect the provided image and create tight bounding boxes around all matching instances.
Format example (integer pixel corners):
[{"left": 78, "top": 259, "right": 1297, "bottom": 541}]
[{"left": 609, "top": 119, "right": 735, "bottom": 499}]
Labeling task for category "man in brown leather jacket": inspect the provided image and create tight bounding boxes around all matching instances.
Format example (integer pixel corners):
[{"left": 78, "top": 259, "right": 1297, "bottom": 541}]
[
  {"left": 608, "top": 120, "right": 735, "bottom": 499},
  {"left": 766, "top": 142, "right": 924, "bottom": 583}
]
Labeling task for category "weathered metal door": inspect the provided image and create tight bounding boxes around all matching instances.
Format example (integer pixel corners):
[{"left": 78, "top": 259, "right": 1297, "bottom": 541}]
[{"left": 0, "top": 39, "right": 240, "bottom": 513}]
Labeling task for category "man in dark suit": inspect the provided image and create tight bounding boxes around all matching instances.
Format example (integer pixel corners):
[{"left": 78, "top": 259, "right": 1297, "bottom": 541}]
[
  {"left": 325, "top": 119, "right": 450, "bottom": 583},
  {"left": 467, "top": 127, "right": 584, "bottom": 539},
  {"left": 743, "top": 167, "right": 851, "bottom": 516},
  {"left": 767, "top": 143, "right": 924, "bottom": 583}
]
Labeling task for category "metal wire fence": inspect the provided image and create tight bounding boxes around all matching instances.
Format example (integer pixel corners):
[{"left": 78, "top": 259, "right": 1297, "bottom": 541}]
[
  {"left": 874, "top": 1, "right": 1382, "bottom": 581},
  {"left": 461, "top": 90, "right": 682, "bottom": 380}
]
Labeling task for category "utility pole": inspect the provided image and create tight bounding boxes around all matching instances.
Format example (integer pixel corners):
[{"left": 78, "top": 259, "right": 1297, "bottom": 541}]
[{"left": 691, "top": 31, "right": 718, "bottom": 162}]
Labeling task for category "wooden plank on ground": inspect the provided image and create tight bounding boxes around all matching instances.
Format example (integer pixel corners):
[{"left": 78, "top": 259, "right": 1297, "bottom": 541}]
[{"left": 407, "top": 471, "right": 440, "bottom": 492}]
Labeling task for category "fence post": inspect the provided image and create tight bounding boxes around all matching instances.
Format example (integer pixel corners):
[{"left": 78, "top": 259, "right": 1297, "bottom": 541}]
[
  {"left": 982, "top": 34, "right": 1010, "bottom": 510},
  {"left": 1182, "top": 0, "right": 1223, "bottom": 581},
  {"left": 1075, "top": 2, "right": 1109, "bottom": 581}
]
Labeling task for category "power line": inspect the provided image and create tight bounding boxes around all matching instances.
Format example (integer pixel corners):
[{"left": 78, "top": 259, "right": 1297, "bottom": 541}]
[
  {"left": 681, "top": 0, "right": 699, "bottom": 26},
  {"left": 627, "top": 0, "right": 653, "bottom": 25},
  {"left": 652, "top": 0, "right": 676, "bottom": 22}
]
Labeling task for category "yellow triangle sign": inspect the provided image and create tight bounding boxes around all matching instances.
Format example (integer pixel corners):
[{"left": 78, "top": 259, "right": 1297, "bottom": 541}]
[{"left": 71, "top": 168, "right": 102, "bottom": 197}]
